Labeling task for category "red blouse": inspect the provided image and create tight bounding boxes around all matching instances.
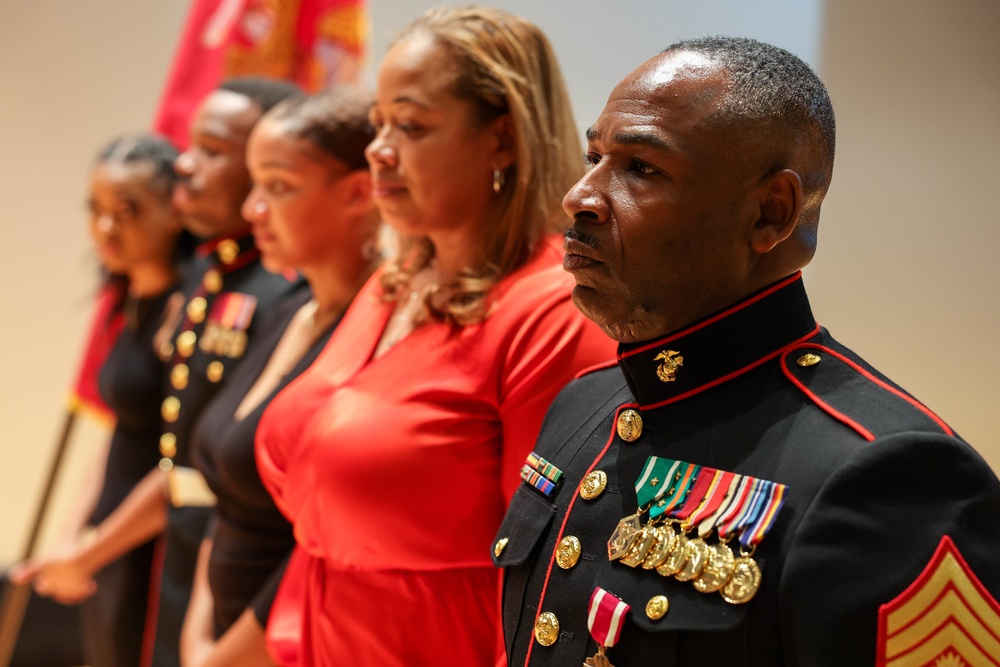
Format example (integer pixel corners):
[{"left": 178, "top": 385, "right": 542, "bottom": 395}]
[{"left": 256, "top": 237, "right": 615, "bottom": 666}]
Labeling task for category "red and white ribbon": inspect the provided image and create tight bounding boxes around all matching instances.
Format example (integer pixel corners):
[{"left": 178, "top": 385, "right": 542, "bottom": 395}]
[{"left": 587, "top": 587, "right": 631, "bottom": 647}]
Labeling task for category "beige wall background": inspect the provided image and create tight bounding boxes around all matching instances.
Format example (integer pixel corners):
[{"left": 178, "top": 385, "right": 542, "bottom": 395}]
[{"left": 0, "top": 0, "right": 996, "bottom": 565}]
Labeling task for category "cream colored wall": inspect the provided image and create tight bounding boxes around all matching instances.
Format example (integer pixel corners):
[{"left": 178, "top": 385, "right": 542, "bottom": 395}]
[
  {"left": 0, "top": 1, "right": 188, "bottom": 563},
  {"left": 811, "top": 0, "right": 1000, "bottom": 470},
  {"left": 0, "top": 0, "right": 996, "bottom": 566}
]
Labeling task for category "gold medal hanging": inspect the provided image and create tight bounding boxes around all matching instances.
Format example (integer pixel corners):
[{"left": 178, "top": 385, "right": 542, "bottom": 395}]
[
  {"left": 692, "top": 541, "right": 736, "bottom": 593},
  {"left": 607, "top": 512, "right": 643, "bottom": 561},
  {"left": 720, "top": 548, "right": 762, "bottom": 604},
  {"left": 673, "top": 536, "right": 710, "bottom": 581},
  {"left": 656, "top": 531, "right": 689, "bottom": 577},
  {"left": 620, "top": 525, "right": 658, "bottom": 567},
  {"left": 640, "top": 523, "right": 677, "bottom": 570}
]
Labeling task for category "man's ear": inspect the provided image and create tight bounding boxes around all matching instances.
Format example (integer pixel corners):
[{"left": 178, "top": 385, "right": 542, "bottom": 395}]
[
  {"left": 750, "top": 168, "right": 802, "bottom": 254},
  {"left": 491, "top": 113, "right": 516, "bottom": 171}
]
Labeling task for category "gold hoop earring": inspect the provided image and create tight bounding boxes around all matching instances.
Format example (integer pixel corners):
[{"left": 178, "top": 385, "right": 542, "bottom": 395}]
[{"left": 493, "top": 169, "right": 505, "bottom": 194}]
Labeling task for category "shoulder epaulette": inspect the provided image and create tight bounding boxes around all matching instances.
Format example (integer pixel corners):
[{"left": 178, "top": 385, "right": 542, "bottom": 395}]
[{"left": 780, "top": 343, "right": 954, "bottom": 442}]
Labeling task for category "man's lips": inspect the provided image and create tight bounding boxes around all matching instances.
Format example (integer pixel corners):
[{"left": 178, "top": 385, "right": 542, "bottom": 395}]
[
  {"left": 563, "top": 236, "right": 602, "bottom": 271},
  {"left": 172, "top": 183, "right": 197, "bottom": 209}
]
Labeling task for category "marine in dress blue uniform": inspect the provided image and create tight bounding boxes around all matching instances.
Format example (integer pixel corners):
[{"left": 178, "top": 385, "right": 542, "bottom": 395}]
[
  {"left": 151, "top": 77, "right": 299, "bottom": 667},
  {"left": 152, "top": 233, "right": 294, "bottom": 667},
  {"left": 494, "top": 37, "right": 1000, "bottom": 666}
]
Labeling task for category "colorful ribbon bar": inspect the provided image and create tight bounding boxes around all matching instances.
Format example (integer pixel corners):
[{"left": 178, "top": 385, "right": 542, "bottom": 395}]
[
  {"left": 209, "top": 292, "right": 258, "bottom": 331},
  {"left": 520, "top": 464, "right": 557, "bottom": 496},
  {"left": 587, "top": 587, "right": 631, "bottom": 647},
  {"left": 698, "top": 473, "right": 742, "bottom": 538},
  {"left": 650, "top": 461, "right": 700, "bottom": 520},
  {"left": 525, "top": 451, "right": 564, "bottom": 484},
  {"left": 671, "top": 465, "right": 717, "bottom": 522},
  {"left": 629, "top": 458, "right": 789, "bottom": 548},
  {"left": 732, "top": 479, "right": 772, "bottom": 539},
  {"left": 635, "top": 457, "right": 680, "bottom": 509},
  {"left": 684, "top": 470, "right": 732, "bottom": 530},
  {"left": 740, "top": 482, "right": 787, "bottom": 548},
  {"left": 716, "top": 477, "right": 760, "bottom": 540}
]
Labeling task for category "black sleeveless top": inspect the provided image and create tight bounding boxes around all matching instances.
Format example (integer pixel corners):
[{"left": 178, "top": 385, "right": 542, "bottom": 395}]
[
  {"left": 191, "top": 285, "right": 336, "bottom": 635},
  {"left": 90, "top": 290, "right": 173, "bottom": 524}
]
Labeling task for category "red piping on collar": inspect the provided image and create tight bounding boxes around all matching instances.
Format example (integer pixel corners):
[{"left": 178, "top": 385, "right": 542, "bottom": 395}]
[
  {"left": 781, "top": 343, "right": 953, "bottom": 438},
  {"left": 523, "top": 402, "right": 637, "bottom": 667},
  {"left": 637, "top": 323, "right": 820, "bottom": 411},
  {"left": 195, "top": 230, "right": 252, "bottom": 258},
  {"left": 619, "top": 272, "right": 803, "bottom": 361}
]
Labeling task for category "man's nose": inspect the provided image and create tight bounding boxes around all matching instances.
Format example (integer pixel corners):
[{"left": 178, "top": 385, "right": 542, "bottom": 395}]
[
  {"left": 174, "top": 151, "right": 195, "bottom": 177},
  {"left": 562, "top": 169, "right": 609, "bottom": 224}
]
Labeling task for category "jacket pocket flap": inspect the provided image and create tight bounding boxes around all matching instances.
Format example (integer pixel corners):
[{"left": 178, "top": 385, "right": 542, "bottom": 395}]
[{"left": 493, "top": 485, "right": 557, "bottom": 567}]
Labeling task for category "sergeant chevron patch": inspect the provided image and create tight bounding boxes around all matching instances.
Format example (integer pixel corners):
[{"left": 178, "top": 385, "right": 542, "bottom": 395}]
[{"left": 876, "top": 535, "right": 1000, "bottom": 666}]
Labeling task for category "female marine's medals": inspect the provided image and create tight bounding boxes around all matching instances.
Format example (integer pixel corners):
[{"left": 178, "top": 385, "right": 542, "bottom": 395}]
[
  {"left": 665, "top": 469, "right": 716, "bottom": 581},
  {"left": 584, "top": 588, "right": 630, "bottom": 667}
]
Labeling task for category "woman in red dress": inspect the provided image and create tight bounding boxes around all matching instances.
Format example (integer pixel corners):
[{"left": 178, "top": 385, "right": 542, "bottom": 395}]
[{"left": 255, "top": 7, "right": 616, "bottom": 666}]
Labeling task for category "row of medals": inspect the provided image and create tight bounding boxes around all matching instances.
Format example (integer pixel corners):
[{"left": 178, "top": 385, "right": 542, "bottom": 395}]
[{"left": 607, "top": 512, "right": 761, "bottom": 605}]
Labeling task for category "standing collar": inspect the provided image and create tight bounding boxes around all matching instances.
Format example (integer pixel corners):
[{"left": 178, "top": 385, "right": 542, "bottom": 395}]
[
  {"left": 195, "top": 230, "right": 257, "bottom": 264},
  {"left": 617, "top": 272, "right": 818, "bottom": 410}
]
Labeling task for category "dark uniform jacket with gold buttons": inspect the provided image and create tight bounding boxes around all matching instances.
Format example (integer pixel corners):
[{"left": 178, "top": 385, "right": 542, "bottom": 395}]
[
  {"left": 495, "top": 272, "right": 1000, "bottom": 666},
  {"left": 153, "top": 232, "right": 298, "bottom": 667}
]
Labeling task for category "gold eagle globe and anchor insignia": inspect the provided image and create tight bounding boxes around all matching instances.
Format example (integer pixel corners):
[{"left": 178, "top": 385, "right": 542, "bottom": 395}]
[{"left": 654, "top": 349, "right": 684, "bottom": 382}]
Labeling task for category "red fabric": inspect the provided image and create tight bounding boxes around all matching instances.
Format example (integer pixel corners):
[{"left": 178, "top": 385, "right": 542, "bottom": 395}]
[
  {"left": 588, "top": 588, "right": 629, "bottom": 647},
  {"left": 69, "top": 282, "right": 123, "bottom": 421},
  {"left": 266, "top": 546, "right": 310, "bottom": 667},
  {"left": 152, "top": 0, "right": 366, "bottom": 149},
  {"left": 256, "top": 237, "right": 616, "bottom": 666}
]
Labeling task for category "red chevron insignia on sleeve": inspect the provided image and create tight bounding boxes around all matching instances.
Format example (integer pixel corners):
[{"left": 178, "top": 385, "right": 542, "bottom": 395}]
[{"left": 876, "top": 535, "right": 1000, "bottom": 666}]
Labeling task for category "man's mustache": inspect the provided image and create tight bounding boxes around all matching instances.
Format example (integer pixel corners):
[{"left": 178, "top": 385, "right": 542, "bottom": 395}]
[{"left": 564, "top": 226, "right": 599, "bottom": 249}]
